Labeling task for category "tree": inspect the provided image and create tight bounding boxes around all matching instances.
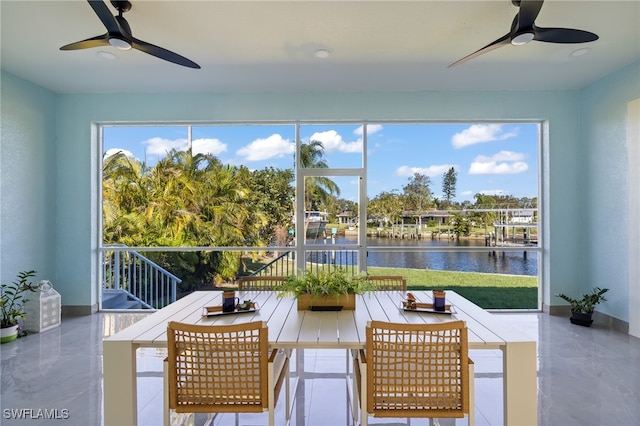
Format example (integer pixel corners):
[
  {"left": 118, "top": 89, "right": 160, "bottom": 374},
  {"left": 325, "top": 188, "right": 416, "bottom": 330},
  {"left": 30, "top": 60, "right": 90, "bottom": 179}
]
[
  {"left": 442, "top": 167, "right": 457, "bottom": 206},
  {"left": 298, "top": 141, "right": 341, "bottom": 210},
  {"left": 102, "top": 149, "right": 267, "bottom": 287},
  {"left": 449, "top": 212, "right": 471, "bottom": 238},
  {"left": 249, "top": 167, "right": 295, "bottom": 243},
  {"left": 402, "top": 173, "right": 432, "bottom": 227},
  {"left": 473, "top": 193, "right": 498, "bottom": 235},
  {"left": 369, "top": 191, "right": 404, "bottom": 228},
  {"left": 102, "top": 151, "right": 149, "bottom": 245}
]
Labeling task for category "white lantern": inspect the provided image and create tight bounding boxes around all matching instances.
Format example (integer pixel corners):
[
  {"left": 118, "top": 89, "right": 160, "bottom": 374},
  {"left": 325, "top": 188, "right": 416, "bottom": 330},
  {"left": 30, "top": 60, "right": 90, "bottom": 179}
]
[{"left": 23, "top": 280, "right": 61, "bottom": 333}]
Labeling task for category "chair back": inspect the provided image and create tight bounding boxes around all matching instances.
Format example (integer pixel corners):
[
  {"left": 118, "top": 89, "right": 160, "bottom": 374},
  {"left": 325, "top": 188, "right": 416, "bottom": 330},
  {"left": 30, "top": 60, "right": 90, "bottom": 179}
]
[
  {"left": 366, "top": 275, "right": 407, "bottom": 291},
  {"left": 238, "top": 276, "right": 287, "bottom": 291},
  {"left": 166, "top": 321, "right": 269, "bottom": 413},
  {"left": 365, "top": 320, "right": 470, "bottom": 418}
]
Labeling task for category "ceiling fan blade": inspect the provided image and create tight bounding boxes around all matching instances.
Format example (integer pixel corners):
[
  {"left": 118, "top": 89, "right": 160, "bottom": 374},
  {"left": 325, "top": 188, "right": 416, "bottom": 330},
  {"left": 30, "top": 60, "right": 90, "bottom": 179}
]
[
  {"left": 448, "top": 33, "right": 510, "bottom": 68},
  {"left": 131, "top": 38, "right": 201, "bottom": 69},
  {"left": 517, "top": 0, "right": 544, "bottom": 30},
  {"left": 61, "top": 0, "right": 199, "bottom": 69},
  {"left": 60, "top": 34, "right": 110, "bottom": 50},
  {"left": 534, "top": 27, "right": 599, "bottom": 43},
  {"left": 87, "top": 0, "right": 120, "bottom": 34},
  {"left": 449, "top": 0, "right": 598, "bottom": 67}
]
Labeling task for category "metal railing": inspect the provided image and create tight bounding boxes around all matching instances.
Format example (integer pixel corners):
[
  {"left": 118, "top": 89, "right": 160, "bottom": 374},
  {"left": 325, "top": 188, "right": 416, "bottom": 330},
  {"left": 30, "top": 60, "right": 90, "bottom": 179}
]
[
  {"left": 102, "top": 245, "right": 181, "bottom": 309},
  {"left": 250, "top": 248, "right": 359, "bottom": 277}
]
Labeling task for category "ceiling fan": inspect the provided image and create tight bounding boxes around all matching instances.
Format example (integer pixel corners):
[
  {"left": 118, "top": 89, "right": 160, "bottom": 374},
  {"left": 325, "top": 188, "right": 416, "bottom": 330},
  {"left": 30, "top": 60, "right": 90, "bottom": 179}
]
[
  {"left": 60, "top": 0, "right": 200, "bottom": 69},
  {"left": 448, "top": 0, "right": 598, "bottom": 68}
]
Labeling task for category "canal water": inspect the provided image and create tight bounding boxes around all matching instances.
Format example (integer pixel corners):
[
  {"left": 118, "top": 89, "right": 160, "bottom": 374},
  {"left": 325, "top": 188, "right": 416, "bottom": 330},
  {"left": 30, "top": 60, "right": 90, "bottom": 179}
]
[{"left": 313, "top": 236, "right": 538, "bottom": 276}]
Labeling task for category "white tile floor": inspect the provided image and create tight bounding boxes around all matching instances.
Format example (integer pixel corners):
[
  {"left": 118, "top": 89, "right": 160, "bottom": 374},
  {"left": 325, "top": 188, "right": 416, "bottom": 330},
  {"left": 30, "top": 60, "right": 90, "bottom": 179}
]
[{"left": 1, "top": 312, "right": 640, "bottom": 426}]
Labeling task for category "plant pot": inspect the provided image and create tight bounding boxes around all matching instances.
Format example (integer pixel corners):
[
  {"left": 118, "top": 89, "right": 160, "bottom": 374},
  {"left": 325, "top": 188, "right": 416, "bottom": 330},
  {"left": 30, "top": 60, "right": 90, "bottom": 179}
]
[
  {"left": 297, "top": 293, "right": 356, "bottom": 311},
  {"left": 1, "top": 325, "right": 20, "bottom": 343},
  {"left": 569, "top": 310, "right": 593, "bottom": 327}
]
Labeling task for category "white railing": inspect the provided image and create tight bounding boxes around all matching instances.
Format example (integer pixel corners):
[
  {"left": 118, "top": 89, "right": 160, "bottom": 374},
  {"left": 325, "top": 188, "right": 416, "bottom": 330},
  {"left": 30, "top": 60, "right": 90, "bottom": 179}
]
[{"left": 102, "top": 245, "right": 181, "bottom": 309}]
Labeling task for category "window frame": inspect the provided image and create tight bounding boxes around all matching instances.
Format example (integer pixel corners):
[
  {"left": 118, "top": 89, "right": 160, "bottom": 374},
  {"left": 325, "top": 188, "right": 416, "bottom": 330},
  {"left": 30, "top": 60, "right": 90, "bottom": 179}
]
[{"left": 98, "top": 119, "right": 543, "bottom": 310}]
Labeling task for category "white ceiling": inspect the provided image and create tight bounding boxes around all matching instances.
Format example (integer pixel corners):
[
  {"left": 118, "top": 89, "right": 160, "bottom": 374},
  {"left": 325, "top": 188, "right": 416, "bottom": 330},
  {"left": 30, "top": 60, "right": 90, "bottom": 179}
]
[{"left": 1, "top": 0, "right": 639, "bottom": 94}]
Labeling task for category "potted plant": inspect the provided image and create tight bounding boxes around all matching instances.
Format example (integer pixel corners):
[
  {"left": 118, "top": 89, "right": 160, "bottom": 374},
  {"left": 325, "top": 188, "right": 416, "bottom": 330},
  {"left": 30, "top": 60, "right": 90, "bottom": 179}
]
[
  {"left": 275, "top": 268, "right": 371, "bottom": 310},
  {"left": 1, "top": 270, "right": 38, "bottom": 343},
  {"left": 555, "top": 287, "right": 608, "bottom": 327}
]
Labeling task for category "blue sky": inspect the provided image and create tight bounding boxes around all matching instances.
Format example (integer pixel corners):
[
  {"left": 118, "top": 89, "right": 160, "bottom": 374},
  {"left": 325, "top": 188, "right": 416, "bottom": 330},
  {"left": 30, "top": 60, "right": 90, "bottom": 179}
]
[{"left": 103, "top": 122, "right": 538, "bottom": 203}]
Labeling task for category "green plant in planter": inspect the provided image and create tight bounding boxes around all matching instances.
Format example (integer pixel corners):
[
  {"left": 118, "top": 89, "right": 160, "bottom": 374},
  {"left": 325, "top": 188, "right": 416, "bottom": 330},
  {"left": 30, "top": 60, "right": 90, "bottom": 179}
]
[
  {"left": 275, "top": 268, "right": 371, "bottom": 298},
  {"left": 555, "top": 287, "right": 609, "bottom": 314},
  {"left": 556, "top": 287, "right": 608, "bottom": 327},
  {"left": 1, "top": 270, "right": 39, "bottom": 329}
]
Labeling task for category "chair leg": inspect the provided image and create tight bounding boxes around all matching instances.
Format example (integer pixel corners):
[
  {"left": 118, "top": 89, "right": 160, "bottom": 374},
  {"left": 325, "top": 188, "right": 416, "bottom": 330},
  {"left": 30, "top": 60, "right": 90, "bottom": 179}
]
[
  {"left": 285, "top": 352, "right": 291, "bottom": 423},
  {"left": 286, "top": 348, "right": 298, "bottom": 424},
  {"left": 350, "top": 349, "right": 360, "bottom": 425},
  {"left": 468, "top": 361, "right": 475, "bottom": 426},
  {"left": 163, "top": 359, "right": 169, "bottom": 426},
  {"left": 350, "top": 352, "right": 356, "bottom": 424},
  {"left": 359, "top": 356, "right": 368, "bottom": 426},
  {"left": 268, "top": 359, "right": 276, "bottom": 426}
]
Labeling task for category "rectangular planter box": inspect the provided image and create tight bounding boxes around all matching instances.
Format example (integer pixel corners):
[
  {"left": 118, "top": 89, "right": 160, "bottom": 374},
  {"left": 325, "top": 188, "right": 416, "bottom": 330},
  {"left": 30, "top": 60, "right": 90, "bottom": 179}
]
[{"left": 297, "top": 293, "right": 356, "bottom": 311}]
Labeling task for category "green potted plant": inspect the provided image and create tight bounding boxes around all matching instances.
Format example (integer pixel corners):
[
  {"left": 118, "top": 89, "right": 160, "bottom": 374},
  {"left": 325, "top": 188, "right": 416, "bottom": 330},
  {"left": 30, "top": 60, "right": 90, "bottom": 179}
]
[
  {"left": 275, "top": 268, "right": 371, "bottom": 310},
  {"left": 555, "top": 287, "right": 608, "bottom": 327},
  {"left": 1, "top": 270, "right": 38, "bottom": 343}
]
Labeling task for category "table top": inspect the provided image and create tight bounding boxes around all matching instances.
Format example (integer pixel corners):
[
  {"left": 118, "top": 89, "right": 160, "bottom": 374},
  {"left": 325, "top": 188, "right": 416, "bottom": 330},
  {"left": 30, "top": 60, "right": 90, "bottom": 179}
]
[{"left": 104, "top": 290, "right": 532, "bottom": 350}]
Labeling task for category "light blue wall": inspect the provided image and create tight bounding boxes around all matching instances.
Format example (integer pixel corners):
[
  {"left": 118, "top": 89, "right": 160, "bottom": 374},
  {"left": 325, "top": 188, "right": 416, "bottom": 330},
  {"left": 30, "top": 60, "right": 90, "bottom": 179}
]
[
  {"left": 4, "top": 62, "right": 638, "bottom": 322},
  {"left": 579, "top": 61, "right": 640, "bottom": 321},
  {"left": 0, "top": 71, "right": 57, "bottom": 286}
]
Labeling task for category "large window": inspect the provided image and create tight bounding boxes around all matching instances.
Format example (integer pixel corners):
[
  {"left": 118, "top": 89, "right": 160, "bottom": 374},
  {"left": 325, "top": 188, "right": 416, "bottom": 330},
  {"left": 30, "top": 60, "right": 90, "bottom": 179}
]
[{"left": 100, "top": 122, "right": 540, "bottom": 310}]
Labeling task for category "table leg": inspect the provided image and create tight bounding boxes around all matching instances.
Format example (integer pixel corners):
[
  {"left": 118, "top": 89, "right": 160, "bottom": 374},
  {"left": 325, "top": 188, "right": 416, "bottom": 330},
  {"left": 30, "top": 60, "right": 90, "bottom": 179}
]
[
  {"left": 103, "top": 340, "right": 138, "bottom": 426},
  {"left": 503, "top": 341, "right": 537, "bottom": 426}
]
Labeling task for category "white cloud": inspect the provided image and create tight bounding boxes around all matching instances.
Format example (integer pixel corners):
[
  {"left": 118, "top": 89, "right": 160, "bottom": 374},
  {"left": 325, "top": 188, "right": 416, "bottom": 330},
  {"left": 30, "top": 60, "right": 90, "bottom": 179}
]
[
  {"left": 143, "top": 137, "right": 228, "bottom": 157},
  {"left": 310, "top": 130, "right": 362, "bottom": 153},
  {"left": 144, "top": 137, "right": 187, "bottom": 155},
  {"left": 104, "top": 148, "right": 135, "bottom": 158},
  {"left": 474, "top": 151, "right": 525, "bottom": 162},
  {"left": 470, "top": 161, "right": 528, "bottom": 174},
  {"left": 236, "top": 134, "right": 294, "bottom": 161},
  {"left": 192, "top": 138, "right": 227, "bottom": 156},
  {"left": 469, "top": 150, "right": 528, "bottom": 175},
  {"left": 354, "top": 124, "right": 383, "bottom": 136},
  {"left": 396, "top": 164, "right": 455, "bottom": 178},
  {"left": 451, "top": 124, "right": 517, "bottom": 149},
  {"left": 460, "top": 190, "right": 473, "bottom": 197}
]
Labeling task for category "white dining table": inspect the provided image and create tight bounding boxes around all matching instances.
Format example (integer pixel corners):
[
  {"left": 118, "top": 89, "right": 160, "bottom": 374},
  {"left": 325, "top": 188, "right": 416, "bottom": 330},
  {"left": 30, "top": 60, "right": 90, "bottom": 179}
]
[{"left": 103, "top": 290, "right": 537, "bottom": 426}]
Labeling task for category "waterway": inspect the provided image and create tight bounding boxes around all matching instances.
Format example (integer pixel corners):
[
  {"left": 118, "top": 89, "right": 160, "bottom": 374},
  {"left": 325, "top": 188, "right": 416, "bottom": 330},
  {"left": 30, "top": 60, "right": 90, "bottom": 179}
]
[{"left": 312, "top": 236, "right": 538, "bottom": 276}]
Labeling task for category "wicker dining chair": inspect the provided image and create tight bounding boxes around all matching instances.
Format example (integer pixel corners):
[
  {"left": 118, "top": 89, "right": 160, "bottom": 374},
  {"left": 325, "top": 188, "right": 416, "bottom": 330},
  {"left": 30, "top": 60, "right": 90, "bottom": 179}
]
[
  {"left": 366, "top": 275, "right": 407, "bottom": 291},
  {"left": 164, "top": 321, "right": 291, "bottom": 426},
  {"left": 355, "top": 320, "right": 474, "bottom": 426},
  {"left": 238, "top": 276, "right": 287, "bottom": 291}
]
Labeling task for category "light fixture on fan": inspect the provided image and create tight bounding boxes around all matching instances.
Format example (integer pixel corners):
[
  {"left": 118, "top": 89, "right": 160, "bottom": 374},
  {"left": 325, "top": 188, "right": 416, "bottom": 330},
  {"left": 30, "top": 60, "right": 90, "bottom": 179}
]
[
  {"left": 108, "top": 37, "right": 132, "bottom": 50},
  {"left": 511, "top": 32, "right": 535, "bottom": 46}
]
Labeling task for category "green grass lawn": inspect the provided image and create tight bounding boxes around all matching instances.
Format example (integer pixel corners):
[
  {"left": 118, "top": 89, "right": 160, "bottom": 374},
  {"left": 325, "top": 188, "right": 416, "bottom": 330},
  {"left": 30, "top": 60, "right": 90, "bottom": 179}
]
[
  {"left": 367, "top": 266, "right": 538, "bottom": 310},
  {"left": 239, "top": 257, "right": 539, "bottom": 310}
]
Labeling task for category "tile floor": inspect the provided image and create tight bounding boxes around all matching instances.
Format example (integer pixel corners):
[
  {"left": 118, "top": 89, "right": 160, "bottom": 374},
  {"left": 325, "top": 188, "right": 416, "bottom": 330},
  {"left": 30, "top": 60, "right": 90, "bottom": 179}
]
[{"left": 1, "top": 312, "right": 639, "bottom": 426}]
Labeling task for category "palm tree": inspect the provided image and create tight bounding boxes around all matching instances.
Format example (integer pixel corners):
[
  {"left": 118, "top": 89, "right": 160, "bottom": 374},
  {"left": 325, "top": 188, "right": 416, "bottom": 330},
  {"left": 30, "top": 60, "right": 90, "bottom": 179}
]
[
  {"left": 102, "top": 151, "right": 149, "bottom": 244},
  {"left": 103, "top": 148, "right": 265, "bottom": 285},
  {"left": 298, "top": 140, "right": 340, "bottom": 210}
]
